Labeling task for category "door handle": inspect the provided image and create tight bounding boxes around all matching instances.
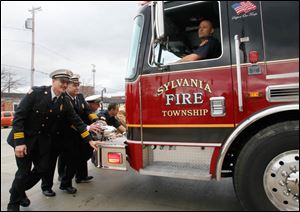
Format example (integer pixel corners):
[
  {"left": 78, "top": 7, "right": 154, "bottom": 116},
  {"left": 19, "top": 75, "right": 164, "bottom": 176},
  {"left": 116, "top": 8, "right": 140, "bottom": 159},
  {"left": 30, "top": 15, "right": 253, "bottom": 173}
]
[{"left": 234, "top": 34, "right": 243, "bottom": 112}]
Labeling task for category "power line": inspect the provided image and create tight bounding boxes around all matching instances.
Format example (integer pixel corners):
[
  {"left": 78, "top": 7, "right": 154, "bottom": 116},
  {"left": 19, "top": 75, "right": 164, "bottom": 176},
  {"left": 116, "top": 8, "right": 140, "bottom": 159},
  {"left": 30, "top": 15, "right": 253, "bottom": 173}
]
[
  {"left": 1, "top": 64, "right": 49, "bottom": 75},
  {"left": 1, "top": 38, "right": 31, "bottom": 44},
  {"left": 36, "top": 43, "right": 75, "bottom": 63},
  {"left": 1, "top": 26, "right": 27, "bottom": 31},
  {"left": 2, "top": 38, "right": 87, "bottom": 67}
]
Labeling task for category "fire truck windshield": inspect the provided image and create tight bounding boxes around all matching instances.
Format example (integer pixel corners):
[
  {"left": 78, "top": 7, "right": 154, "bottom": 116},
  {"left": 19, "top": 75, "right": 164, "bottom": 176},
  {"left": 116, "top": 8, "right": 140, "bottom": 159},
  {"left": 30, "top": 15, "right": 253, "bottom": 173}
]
[{"left": 126, "top": 15, "right": 144, "bottom": 79}]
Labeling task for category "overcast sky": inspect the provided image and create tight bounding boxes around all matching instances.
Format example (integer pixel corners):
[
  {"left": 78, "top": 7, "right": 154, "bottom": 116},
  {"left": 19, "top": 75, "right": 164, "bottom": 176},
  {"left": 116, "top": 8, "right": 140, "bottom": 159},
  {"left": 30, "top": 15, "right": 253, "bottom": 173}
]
[{"left": 1, "top": 1, "right": 139, "bottom": 96}]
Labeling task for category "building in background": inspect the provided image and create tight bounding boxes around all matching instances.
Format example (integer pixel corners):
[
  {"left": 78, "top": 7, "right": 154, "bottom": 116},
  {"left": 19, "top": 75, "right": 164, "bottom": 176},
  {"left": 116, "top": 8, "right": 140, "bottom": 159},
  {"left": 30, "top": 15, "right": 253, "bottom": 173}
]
[
  {"left": 1, "top": 91, "right": 125, "bottom": 112},
  {"left": 79, "top": 85, "right": 95, "bottom": 97},
  {"left": 1, "top": 92, "right": 26, "bottom": 111}
]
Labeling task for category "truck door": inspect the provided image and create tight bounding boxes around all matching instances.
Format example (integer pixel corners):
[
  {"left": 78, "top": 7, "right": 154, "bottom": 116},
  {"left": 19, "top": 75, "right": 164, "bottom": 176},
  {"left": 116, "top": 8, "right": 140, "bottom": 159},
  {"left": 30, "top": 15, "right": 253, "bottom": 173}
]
[
  {"left": 228, "top": 1, "right": 266, "bottom": 124},
  {"left": 140, "top": 1, "right": 235, "bottom": 145}
]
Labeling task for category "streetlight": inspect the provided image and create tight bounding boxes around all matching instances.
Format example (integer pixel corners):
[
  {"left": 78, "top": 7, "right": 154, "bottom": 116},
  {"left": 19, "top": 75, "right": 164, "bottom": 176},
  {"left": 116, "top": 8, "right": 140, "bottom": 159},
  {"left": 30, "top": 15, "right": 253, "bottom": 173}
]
[
  {"left": 91, "top": 64, "right": 96, "bottom": 93},
  {"left": 26, "top": 6, "right": 41, "bottom": 88},
  {"left": 101, "top": 88, "right": 106, "bottom": 111}
]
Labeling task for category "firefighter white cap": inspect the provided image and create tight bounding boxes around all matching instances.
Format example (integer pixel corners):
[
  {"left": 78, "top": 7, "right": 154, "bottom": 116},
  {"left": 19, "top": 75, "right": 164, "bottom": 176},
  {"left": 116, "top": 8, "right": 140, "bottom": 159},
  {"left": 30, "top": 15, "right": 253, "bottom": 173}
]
[{"left": 85, "top": 94, "right": 102, "bottom": 103}]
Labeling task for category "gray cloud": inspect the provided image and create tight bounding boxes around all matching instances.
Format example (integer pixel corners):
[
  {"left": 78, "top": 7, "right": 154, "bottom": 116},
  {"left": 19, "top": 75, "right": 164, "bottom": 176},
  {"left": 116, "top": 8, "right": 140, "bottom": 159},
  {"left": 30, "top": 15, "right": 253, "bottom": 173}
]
[{"left": 1, "top": 1, "right": 139, "bottom": 96}]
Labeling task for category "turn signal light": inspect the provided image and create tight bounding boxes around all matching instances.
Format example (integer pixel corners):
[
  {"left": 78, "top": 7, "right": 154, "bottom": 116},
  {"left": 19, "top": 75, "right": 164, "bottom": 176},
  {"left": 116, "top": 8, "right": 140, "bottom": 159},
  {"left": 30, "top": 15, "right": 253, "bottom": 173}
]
[{"left": 108, "top": 152, "right": 122, "bottom": 164}]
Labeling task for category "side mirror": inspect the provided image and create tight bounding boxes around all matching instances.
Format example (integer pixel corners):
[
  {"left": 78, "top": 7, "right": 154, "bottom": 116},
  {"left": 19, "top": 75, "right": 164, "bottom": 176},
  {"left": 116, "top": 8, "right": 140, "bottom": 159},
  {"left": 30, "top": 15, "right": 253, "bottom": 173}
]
[
  {"left": 155, "top": 1, "right": 165, "bottom": 40},
  {"left": 150, "top": 1, "right": 165, "bottom": 66}
]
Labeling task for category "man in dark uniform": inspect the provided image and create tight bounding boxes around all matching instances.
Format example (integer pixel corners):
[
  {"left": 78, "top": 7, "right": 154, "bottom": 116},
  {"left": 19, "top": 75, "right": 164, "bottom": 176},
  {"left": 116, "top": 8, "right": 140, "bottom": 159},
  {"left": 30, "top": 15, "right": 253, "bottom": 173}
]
[
  {"left": 178, "top": 19, "right": 221, "bottom": 62},
  {"left": 7, "top": 69, "right": 102, "bottom": 211},
  {"left": 57, "top": 74, "right": 99, "bottom": 189},
  {"left": 98, "top": 103, "right": 126, "bottom": 134}
]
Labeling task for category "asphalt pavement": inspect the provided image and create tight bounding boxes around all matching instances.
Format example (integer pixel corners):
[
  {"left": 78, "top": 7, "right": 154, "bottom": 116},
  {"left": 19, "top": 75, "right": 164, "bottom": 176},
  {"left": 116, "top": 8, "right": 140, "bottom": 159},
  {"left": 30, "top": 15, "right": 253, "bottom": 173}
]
[{"left": 1, "top": 128, "right": 243, "bottom": 211}]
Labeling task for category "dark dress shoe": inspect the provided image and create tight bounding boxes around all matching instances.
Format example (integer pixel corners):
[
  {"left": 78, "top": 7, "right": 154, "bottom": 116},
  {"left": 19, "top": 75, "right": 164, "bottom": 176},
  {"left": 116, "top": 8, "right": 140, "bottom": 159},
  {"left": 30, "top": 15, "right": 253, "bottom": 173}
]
[
  {"left": 9, "top": 188, "right": 30, "bottom": 207},
  {"left": 7, "top": 203, "right": 20, "bottom": 211},
  {"left": 59, "top": 186, "right": 77, "bottom": 194},
  {"left": 20, "top": 195, "right": 31, "bottom": 207},
  {"left": 76, "top": 176, "right": 94, "bottom": 183},
  {"left": 42, "top": 189, "right": 56, "bottom": 197}
]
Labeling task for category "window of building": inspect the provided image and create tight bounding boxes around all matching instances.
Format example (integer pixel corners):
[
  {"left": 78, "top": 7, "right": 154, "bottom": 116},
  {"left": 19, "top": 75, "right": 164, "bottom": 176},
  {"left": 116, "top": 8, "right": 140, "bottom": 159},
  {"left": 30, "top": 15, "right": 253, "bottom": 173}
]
[{"left": 262, "top": 2, "right": 299, "bottom": 60}]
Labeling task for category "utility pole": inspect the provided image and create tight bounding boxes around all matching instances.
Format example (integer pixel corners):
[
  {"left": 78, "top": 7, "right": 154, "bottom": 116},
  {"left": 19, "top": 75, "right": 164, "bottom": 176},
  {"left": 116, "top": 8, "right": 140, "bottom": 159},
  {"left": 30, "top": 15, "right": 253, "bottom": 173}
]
[
  {"left": 26, "top": 6, "right": 41, "bottom": 88},
  {"left": 91, "top": 64, "right": 96, "bottom": 94},
  {"left": 101, "top": 88, "right": 106, "bottom": 111}
]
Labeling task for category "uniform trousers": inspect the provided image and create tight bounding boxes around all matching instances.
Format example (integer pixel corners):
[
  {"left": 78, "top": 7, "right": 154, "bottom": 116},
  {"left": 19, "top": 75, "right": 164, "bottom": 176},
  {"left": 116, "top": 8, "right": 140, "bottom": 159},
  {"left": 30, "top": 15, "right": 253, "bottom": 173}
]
[
  {"left": 40, "top": 136, "right": 63, "bottom": 191},
  {"left": 57, "top": 129, "right": 93, "bottom": 184},
  {"left": 9, "top": 134, "right": 52, "bottom": 205},
  {"left": 59, "top": 128, "right": 81, "bottom": 187}
]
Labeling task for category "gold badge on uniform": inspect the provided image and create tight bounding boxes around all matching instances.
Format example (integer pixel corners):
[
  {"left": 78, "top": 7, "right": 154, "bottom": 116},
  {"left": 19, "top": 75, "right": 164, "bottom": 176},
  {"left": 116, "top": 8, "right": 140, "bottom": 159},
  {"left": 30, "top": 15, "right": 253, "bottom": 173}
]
[
  {"left": 44, "top": 91, "right": 48, "bottom": 94},
  {"left": 60, "top": 104, "right": 63, "bottom": 111},
  {"left": 49, "top": 109, "right": 52, "bottom": 113}
]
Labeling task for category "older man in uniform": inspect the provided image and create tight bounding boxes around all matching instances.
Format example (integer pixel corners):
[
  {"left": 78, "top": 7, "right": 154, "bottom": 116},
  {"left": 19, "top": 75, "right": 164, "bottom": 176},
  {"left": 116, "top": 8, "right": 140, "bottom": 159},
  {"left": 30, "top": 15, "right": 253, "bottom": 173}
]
[
  {"left": 7, "top": 69, "right": 101, "bottom": 211},
  {"left": 57, "top": 74, "right": 99, "bottom": 190}
]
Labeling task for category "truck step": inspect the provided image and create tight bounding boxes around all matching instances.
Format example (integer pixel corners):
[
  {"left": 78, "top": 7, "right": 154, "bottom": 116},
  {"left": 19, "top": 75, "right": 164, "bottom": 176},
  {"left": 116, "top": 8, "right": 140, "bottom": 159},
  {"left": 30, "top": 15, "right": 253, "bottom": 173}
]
[{"left": 139, "top": 161, "right": 211, "bottom": 181}]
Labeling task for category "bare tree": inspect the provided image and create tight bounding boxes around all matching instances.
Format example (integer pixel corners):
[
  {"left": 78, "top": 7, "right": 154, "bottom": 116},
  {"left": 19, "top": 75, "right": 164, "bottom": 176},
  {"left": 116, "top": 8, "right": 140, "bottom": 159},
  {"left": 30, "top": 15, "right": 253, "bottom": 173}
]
[{"left": 1, "top": 67, "right": 23, "bottom": 93}]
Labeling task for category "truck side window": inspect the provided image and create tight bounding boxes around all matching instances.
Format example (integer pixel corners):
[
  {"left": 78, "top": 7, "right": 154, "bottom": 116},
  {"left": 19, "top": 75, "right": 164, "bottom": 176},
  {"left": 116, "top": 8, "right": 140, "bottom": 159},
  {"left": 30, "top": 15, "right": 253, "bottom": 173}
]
[
  {"left": 152, "top": 1, "right": 222, "bottom": 66},
  {"left": 261, "top": 2, "right": 299, "bottom": 60}
]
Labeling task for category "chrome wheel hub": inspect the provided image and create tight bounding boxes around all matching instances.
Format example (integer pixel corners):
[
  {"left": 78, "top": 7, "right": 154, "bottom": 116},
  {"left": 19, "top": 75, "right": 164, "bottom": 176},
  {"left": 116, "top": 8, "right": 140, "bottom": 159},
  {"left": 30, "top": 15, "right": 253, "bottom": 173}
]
[{"left": 264, "top": 150, "right": 299, "bottom": 211}]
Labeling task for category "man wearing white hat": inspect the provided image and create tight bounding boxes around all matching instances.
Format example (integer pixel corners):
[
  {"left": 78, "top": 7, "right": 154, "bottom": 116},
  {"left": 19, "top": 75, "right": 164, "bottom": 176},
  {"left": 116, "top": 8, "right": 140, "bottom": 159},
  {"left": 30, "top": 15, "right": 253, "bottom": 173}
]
[
  {"left": 85, "top": 94, "right": 102, "bottom": 113},
  {"left": 57, "top": 74, "right": 100, "bottom": 191},
  {"left": 7, "top": 69, "right": 102, "bottom": 211}
]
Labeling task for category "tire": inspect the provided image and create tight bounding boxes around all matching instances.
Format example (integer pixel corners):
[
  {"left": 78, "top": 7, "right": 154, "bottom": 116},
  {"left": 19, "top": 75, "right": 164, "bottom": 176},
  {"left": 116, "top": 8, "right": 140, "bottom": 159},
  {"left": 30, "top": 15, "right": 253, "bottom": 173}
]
[{"left": 233, "top": 120, "right": 299, "bottom": 211}]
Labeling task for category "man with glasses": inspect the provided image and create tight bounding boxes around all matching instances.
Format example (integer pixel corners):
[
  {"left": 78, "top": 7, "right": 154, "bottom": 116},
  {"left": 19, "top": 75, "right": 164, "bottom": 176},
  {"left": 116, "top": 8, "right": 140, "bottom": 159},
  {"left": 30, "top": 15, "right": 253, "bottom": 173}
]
[{"left": 7, "top": 69, "right": 102, "bottom": 211}]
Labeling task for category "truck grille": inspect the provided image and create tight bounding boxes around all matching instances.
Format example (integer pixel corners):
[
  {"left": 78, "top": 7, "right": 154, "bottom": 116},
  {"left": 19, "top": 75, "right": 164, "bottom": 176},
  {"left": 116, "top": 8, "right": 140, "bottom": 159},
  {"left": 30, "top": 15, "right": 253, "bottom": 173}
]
[{"left": 266, "top": 84, "right": 299, "bottom": 102}]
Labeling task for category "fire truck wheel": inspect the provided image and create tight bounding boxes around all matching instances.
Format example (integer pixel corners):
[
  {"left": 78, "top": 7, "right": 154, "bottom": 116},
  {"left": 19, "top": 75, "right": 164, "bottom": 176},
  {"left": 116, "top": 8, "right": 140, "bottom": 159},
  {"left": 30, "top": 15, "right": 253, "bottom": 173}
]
[{"left": 233, "top": 120, "right": 299, "bottom": 211}]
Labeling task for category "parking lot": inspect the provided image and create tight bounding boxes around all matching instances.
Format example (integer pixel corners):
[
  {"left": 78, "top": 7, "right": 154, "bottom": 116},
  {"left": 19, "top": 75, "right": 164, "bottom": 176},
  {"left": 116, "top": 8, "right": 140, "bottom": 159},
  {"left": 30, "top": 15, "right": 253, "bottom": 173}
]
[{"left": 1, "top": 128, "right": 243, "bottom": 211}]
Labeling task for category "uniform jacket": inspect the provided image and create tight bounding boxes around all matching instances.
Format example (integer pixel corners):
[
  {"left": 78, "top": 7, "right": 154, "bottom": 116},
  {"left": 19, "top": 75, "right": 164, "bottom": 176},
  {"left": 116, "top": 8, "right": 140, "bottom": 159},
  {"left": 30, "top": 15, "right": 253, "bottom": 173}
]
[
  {"left": 66, "top": 93, "right": 99, "bottom": 125},
  {"left": 8, "top": 86, "right": 92, "bottom": 147}
]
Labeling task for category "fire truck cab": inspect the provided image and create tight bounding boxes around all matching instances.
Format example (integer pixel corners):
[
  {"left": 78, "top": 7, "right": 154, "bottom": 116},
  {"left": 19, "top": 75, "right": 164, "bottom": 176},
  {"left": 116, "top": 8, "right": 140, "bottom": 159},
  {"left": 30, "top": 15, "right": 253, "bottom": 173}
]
[{"left": 97, "top": 1, "right": 299, "bottom": 211}]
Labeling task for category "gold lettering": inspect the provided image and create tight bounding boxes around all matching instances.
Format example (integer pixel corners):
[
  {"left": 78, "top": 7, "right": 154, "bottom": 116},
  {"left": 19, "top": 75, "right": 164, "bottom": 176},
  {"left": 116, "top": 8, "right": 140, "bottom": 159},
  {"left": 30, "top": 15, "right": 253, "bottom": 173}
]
[
  {"left": 191, "top": 79, "right": 198, "bottom": 88},
  {"left": 161, "top": 109, "right": 209, "bottom": 117},
  {"left": 204, "top": 83, "right": 212, "bottom": 93},
  {"left": 176, "top": 79, "right": 183, "bottom": 87},
  {"left": 199, "top": 80, "right": 203, "bottom": 89},
  {"left": 157, "top": 86, "right": 164, "bottom": 96},
  {"left": 157, "top": 79, "right": 213, "bottom": 96},
  {"left": 163, "top": 82, "right": 170, "bottom": 92},
  {"left": 167, "top": 110, "right": 173, "bottom": 116},
  {"left": 173, "top": 110, "right": 180, "bottom": 116},
  {"left": 193, "top": 110, "right": 200, "bottom": 116},
  {"left": 182, "top": 79, "right": 189, "bottom": 87},
  {"left": 171, "top": 80, "right": 178, "bottom": 89},
  {"left": 187, "top": 110, "right": 193, "bottom": 116}
]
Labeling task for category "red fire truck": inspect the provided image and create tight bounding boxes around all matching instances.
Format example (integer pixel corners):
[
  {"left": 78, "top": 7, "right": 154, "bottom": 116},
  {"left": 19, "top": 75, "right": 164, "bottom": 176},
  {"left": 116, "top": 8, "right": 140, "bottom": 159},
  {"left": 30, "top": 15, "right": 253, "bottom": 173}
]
[{"left": 96, "top": 1, "right": 299, "bottom": 211}]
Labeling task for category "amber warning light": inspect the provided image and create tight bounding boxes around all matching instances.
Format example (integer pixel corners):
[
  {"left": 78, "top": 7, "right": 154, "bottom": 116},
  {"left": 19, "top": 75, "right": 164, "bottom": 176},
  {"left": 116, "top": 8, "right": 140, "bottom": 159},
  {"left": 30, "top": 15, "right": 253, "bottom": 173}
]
[{"left": 108, "top": 152, "right": 123, "bottom": 164}]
